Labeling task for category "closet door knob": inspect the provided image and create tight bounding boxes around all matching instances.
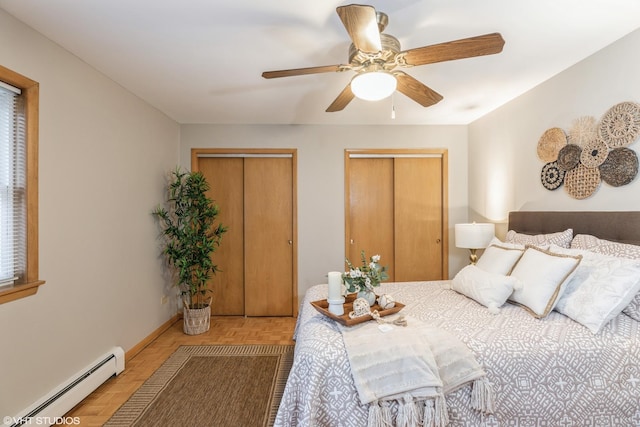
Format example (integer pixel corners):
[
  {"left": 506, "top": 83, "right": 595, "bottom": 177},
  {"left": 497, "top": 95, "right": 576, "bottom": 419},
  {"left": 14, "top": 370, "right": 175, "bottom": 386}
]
[
  {"left": 288, "top": 240, "right": 293, "bottom": 245},
  {"left": 436, "top": 239, "right": 441, "bottom": 244}
]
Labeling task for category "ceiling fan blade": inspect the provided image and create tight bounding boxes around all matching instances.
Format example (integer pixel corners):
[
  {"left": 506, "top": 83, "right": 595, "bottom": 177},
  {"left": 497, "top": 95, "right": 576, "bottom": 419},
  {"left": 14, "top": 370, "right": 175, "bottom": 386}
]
[
  {"left": 336, "top": 4, "right": 382, "bottom": 53},
  {"left": 401, "top": 33, "right": 505, "bottom": 66},
  {"left": 326, "top": 83, "right": 355, "bottom": 112},
  {"left": 395, "top": 71, "right": 443, "bottom": 107},
  {"left": 262, "top": 64, "right": 345, "bottom": 79}
]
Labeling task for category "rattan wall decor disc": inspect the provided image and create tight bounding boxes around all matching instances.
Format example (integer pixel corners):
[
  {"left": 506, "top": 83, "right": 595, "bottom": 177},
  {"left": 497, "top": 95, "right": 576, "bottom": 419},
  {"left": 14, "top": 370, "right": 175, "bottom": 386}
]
[
  {"left": 537, "top": 127, "right": 567, "bottom": 162},
  {"left": 569, "top": 116, "right": 597, "bottom": 147},
  {"left": 580, "top": 138, "right": 609, "bottom": 168},
  {"left": 599, "top": 147, "right": 638, "bottom": 187},
  {"left": 541, "top": 161, "right": 565, "bottom": 190},
  {"left": 598, "top": 101, "right": 640, "bottom": 148},
  {"left": 557, "top": 144, "right": 582, "bottom": 171},
  {"left": 564, "top": 163, "right": 601, "bottom": 199}
]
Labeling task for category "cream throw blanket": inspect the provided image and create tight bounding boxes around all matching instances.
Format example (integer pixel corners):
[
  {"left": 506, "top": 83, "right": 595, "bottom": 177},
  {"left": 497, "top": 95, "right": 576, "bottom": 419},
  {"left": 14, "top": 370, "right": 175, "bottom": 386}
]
[{"left": 341, "top": 317, "right": 494, "bottom": 427}]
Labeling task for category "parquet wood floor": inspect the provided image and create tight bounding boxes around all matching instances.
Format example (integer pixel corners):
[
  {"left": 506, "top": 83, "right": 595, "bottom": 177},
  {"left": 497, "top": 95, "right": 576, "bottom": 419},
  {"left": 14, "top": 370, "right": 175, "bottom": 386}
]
[{"left": 60, "top": 316, "right": 296, "bottom": 426}]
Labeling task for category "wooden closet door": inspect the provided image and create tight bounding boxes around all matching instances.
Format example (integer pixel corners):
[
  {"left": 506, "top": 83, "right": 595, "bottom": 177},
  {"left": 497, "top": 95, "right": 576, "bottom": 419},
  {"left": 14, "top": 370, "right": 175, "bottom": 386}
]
[
  {"left": 199, "top": 157, "right": 245, "bottom": 315},
  {"left": 394, "top": 157, "right": 443, "bottom": 281},
  {"left": 347, "top": 157, "right": 395, "bottom": 280},
  {"left": 244, "top": 157, "right": 294, "bottom": 316},
  {"left": 346, "top": 150, "right": 448, "bottom": 283}
]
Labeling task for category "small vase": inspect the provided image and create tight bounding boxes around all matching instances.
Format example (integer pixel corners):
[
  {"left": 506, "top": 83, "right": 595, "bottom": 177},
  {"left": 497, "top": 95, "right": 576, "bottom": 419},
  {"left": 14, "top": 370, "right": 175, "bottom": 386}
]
[{"left": 357, "top": 289, "right": 376, "bottom": 306}]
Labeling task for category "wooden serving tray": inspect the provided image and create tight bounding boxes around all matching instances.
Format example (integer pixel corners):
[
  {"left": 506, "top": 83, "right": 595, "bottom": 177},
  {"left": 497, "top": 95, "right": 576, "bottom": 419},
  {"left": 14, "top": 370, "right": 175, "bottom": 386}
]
[{"left": 311, "top": 293, "right": 405, "bottom": 326}]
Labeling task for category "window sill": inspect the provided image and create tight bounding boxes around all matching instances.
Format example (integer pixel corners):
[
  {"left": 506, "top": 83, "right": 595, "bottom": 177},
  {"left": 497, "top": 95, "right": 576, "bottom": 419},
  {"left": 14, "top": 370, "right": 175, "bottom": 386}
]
[{"left": 0, "top": 280, "right": 46, "bottom": 305}]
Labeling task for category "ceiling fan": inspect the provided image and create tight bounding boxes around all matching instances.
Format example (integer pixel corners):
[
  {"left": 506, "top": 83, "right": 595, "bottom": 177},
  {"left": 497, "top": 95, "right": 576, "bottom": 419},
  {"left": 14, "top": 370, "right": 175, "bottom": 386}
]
[{"left": 262, "top": 4, "right": 505, "bottom": 112}]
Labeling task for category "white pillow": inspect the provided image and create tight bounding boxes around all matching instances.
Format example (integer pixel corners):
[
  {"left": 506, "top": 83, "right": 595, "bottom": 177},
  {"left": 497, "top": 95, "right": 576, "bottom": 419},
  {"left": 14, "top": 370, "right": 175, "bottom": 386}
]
[
  {"left": 506, "top": 228, "right": 573, "bottom": 248},
  {"left": 551, "top": 245, "right": 640, "bottom": 333},
  {"left": 570, "top": 234, "right": 640, "bottom": 322},
  {"left": 452, "top": 265, "right": 522, "bottom": 314},
  {"left": 508, "top": 246, "right": 582, "bottom": 318},
  {"left": 476, "top": 242, "right": 524, "bottom": 275}
]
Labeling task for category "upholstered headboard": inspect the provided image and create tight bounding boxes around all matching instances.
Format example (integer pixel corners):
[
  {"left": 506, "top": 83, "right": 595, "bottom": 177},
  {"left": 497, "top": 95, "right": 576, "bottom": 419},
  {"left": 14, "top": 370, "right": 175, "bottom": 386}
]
[{"left": 508, "top": 211, "right": 640, "bottom": 246}]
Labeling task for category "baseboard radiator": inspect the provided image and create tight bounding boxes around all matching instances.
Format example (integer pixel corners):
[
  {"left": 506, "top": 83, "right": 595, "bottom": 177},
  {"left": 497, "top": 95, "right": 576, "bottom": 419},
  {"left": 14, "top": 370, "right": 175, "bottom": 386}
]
[{"left": 6, "top": 347, "right": 125, "bottom": 427}]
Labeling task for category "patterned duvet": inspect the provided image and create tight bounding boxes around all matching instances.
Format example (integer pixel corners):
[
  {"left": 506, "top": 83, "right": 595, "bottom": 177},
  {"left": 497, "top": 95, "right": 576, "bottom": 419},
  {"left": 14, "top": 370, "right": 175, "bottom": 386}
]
[{"left": 275, "top": 281, "right": 640, "bottom": 426}]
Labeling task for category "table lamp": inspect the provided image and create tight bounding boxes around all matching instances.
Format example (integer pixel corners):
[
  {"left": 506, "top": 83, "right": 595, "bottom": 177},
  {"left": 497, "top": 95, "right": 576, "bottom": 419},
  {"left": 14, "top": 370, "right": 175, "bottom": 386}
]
[{"left": 455, "top": 222, "right": 495, "bottom": 264}]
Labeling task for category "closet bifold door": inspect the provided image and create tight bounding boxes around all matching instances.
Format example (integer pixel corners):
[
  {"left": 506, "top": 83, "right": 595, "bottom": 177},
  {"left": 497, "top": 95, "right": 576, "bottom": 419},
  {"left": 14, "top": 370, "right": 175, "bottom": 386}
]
[
  {"left": 345, "top": 149, "right": 448, "bottom": 283},
  {"left": 194, "top": 149, "right": 297, "bottom": 317}
]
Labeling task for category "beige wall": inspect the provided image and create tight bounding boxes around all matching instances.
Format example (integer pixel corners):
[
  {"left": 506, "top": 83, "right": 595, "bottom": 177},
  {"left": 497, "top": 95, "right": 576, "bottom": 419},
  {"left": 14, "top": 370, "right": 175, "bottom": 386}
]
[
  {"left": 0, "top": 10, "right": 180, "bottom": 418},
  {"left": 469, "top": 28, "right": 640, "bottom": 235},
  {"left": 180, "top": 124, "right": 470, "bottom": 300}
]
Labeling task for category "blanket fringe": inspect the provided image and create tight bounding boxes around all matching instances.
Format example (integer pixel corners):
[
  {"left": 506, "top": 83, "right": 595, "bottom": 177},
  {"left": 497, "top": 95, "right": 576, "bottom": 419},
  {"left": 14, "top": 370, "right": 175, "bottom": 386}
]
[
  {"left": 470, "top": 377, "right": 495, "bottom": 414},
  {"left": 434, "top": 394, "right": 449, "bottom": 427},
  {"left": 396, "top": 394, "right": 420, "bottom": 427},
  {"left": 368, "top": 401, "right": 383, "bottom": 427},
  {"left": 423, "top": 399, "right": 435, "bottom": 427},
  {"left": 367, "top": 401, "right": 393, "bottom": 427},
  {"left": 365, "top": 380, "right": 492, "bottom": 426},
  {"left": 380, "top": 401, "right": 393, "bottom": 426},
  {"left": 420, "top": 395, "right": 449, "bottom": 427},
  {"left": 370, "top": 394, "right": 453, "bottom": 427}
]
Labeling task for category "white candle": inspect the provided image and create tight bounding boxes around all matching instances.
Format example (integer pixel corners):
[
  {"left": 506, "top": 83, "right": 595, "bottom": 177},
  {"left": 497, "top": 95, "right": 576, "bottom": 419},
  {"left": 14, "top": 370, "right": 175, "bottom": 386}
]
[{"left": 327, "top": 271, "right": 342, "bottom": 300}]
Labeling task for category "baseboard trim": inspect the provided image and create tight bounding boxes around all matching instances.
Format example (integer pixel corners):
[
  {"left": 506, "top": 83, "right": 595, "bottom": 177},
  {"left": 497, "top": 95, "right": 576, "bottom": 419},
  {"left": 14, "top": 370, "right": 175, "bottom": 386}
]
[{"left": 125, "top": 314, "right": 180, "bottom": 362}]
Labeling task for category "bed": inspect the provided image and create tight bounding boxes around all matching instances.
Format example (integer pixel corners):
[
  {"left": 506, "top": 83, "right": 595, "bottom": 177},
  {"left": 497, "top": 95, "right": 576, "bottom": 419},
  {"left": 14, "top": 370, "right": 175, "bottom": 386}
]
[{"left": 275, "top": 211, "right": 640, "bottom": 426}]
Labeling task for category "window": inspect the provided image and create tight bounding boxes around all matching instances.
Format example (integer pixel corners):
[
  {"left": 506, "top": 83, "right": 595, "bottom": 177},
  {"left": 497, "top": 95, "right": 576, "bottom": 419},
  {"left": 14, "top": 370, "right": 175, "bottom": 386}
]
[
  {"left": 0, "top": 65, "right": 44, "bottom": 304},
  {"left": 0, "top": 82, "right": 24, "bottom": 286}
]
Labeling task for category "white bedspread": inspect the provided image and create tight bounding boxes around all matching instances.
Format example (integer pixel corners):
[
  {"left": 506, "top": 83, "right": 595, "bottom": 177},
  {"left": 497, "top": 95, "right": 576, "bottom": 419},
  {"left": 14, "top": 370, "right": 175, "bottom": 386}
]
[{"left": 275, "top": 281, "right": 640, "bottom": 426}]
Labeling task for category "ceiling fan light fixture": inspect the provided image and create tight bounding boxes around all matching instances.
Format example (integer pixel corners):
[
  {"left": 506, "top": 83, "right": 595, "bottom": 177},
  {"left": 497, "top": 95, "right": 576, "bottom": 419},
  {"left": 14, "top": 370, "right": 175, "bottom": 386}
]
[
  {"left": 351, "top": 70, "right": 397, "bottom": 101},
  {"left": 262, "top": 4, "right": 505, "bottom": 112}
]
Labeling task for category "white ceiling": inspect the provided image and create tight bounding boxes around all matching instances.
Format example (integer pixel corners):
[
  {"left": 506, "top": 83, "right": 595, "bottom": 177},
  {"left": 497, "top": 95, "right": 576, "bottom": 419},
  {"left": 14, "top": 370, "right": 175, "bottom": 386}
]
[{"left": 1, "top": 0, "right": 639, "bottom": 125}]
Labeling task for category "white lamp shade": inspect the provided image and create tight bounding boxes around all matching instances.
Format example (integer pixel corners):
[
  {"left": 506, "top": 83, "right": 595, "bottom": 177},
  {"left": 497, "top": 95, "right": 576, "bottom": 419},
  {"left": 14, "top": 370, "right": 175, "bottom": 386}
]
[
  {"left": 455, "top": 223, "right": 495, "bottom": 249},
  {"left": 351, "top": 71, "right": 397, "bottom": 101}
]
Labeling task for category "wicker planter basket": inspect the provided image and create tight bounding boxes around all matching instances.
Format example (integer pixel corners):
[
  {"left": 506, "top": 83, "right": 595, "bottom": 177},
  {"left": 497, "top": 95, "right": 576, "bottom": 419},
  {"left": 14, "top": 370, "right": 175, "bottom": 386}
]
[{"left": 183, "top": 304, "right": 211, "bottom": 335}]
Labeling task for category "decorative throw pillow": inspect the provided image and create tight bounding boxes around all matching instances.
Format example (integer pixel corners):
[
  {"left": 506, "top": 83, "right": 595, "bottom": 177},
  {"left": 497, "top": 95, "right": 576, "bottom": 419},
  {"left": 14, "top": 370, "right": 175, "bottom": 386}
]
[
  {"left": 551, "top": 245, "right": 640, "bottom": 333},
  {"left": 570, "top": 234, "right": 640, "bottom": 322},
  {"left": 476, "top": 243, "right": 524, "bottom": 275},
  {"left": 570, "top": 234, "right": 640, "bottom": 258},
  {"left": 508, "top": 246, "right": 582, "bottom": 318},
  {"left": 506, "top": 228, "right": 573, "bottom": 248},
  {"left": 452, "top": 265, "right": 522, "bottom": 314}
]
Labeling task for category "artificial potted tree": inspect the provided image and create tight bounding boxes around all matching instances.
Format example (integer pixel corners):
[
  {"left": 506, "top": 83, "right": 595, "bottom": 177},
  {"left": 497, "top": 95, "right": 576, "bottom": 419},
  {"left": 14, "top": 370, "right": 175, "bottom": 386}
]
[{"left": 153, "top": 167, "right": 227, "bottom": 335}]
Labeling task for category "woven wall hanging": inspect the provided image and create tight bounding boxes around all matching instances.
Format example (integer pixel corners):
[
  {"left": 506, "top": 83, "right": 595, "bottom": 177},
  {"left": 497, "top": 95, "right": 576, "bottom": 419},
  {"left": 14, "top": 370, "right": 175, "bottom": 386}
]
[
  {"left": 598, "top": 101, "right": 640, "bottom": 148},
  {"left": 557, "top": 144, "right": 581, "bottom": 171},
  {"left": 564, "top": 164, "right": 601, "bottom": 199},
  {"left": 580, "top": 138, "right": 609, "bottom": 168},
  {"left": 568, "top": 116, "right": 597, "bottom": 147},
  {"left": 540, "top": 161, "right": 565, "bottom": 190},
  {"left": 537, "top": 100, "right": 639, "bottom": 199},
  {"left": 599, "top": 147, "right": 638, "bottom": 187},
  {"left": 536, "top": 127, "right": 567, "bottom": 162}
]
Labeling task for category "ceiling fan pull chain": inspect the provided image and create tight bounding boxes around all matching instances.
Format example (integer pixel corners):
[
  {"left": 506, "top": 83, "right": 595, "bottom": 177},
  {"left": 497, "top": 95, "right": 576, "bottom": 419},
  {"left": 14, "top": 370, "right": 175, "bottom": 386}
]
[{"left": 391, "top": 94, "right": 396, "bottom": 119}]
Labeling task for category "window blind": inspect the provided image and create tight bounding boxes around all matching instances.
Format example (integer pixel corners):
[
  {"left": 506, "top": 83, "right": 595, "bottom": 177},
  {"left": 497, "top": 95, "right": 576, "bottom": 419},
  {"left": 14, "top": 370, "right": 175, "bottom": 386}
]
[{"left": 0, "top": 84, "right": 26, "bottom": 287}]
